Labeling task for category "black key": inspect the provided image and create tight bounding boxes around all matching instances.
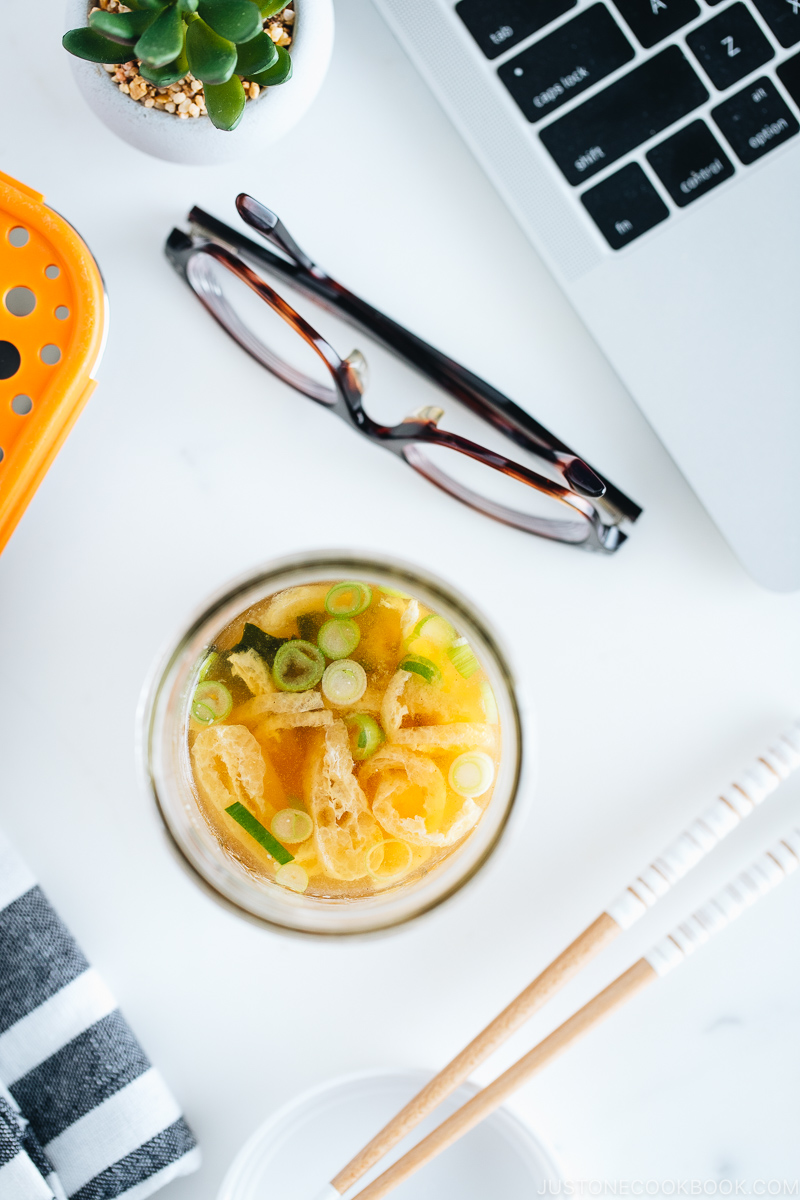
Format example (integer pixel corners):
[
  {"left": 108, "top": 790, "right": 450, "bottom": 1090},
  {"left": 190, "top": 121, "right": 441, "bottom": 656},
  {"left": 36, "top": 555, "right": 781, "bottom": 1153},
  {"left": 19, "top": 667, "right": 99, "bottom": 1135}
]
[
  {"left": 539, "top": 46, "right": 709, "bottom": 184},
  {"left": 712, "top": 76, "right": 799, "bottom": 161},
  {"left": 777, "top": 51, "right": 800, "bottom": 103},
  {"left": 686, "top": 4, "right": 774, "bottom": 90},
  {"left": 455, "top": 0, "right": 577, "bottom": 59},
  {"left": 498, "top": 5, "right": 634, "bottom": 123},
  {"left": 751, "top": 0, "right": 800, "bottom": 48},
  {"left": 646, "top": 119, "right": 734, "bottom": 204},
  {"left": 581, "top": 163, "right": 669, "bottom": 248},
  {"left": 611, "top": 0, "right": 700, "bottom": 49}
]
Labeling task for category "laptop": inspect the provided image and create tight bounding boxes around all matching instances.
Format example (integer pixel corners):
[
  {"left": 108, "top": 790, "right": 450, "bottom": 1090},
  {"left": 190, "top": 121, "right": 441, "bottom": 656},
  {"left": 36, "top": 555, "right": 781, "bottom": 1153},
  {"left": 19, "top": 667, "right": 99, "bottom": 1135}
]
[{"left": 369, "top": 0, "right": 800, "bottom": 591}]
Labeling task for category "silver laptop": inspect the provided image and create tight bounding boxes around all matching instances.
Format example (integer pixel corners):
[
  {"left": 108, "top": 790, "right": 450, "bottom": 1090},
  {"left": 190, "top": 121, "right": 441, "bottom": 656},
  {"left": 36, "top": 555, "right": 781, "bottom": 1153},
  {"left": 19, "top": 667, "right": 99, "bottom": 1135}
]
[{"left": 370, "top": 0, "right": 800, "bottom": 591}]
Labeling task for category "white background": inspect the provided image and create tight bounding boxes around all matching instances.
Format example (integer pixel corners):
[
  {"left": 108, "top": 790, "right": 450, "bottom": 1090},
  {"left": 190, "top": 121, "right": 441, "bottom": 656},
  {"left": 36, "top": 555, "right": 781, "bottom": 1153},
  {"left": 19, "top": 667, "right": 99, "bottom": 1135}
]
[{"left": 1, "top": 1, "right": 800, "bottom": 1195}]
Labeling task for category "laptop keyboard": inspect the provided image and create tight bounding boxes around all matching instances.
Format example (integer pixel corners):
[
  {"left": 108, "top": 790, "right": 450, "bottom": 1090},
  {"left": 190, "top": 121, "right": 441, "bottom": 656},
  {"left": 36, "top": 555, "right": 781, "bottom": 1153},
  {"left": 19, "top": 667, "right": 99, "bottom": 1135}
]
[{"left": 455, "top": 0, "right": 800, "bottom": 249}]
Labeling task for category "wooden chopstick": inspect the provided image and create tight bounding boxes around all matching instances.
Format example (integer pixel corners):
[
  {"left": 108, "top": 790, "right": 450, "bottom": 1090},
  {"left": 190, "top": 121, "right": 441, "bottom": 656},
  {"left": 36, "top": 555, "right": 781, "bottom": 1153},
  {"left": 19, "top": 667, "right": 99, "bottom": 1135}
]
[
  {"left": 348, "top": 826, "right": 800, "bottom": 1200},
  {"left": 320, "top": 723, "right": 800, "bottom": 1200}
]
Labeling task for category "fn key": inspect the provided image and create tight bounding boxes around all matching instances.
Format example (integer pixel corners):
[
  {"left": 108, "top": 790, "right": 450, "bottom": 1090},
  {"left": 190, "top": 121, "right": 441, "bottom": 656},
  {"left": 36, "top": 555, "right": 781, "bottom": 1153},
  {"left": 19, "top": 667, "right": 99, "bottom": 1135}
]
[{"left": 581, "top": 163, "right": 669, "bottom": 249}]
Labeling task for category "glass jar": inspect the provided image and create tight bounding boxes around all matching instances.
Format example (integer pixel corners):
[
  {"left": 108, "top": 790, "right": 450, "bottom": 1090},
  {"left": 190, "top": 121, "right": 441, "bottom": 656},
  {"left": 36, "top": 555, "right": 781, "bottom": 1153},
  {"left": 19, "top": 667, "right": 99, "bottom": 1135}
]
[{"left": 140, "top": 551, "right": 527, "bottom": 936}]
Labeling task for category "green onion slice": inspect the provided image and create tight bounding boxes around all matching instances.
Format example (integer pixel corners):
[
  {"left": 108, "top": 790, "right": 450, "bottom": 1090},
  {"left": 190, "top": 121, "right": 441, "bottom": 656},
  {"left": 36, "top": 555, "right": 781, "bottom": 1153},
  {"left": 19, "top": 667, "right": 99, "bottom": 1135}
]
[
  {"left": 321, "top": 660, "right": 367, "bottom": 706},
  {"left": 191, "top": 680, "right": 232, "bottom": 724},
  {"left": 198, "top": 650, "right": 220, "bottom": 681},
  {"left": 271, "top": 808, "right": 313, "bottom": 843},
  {"left": 447, "top": 638, "right": 480, "bottom": 679},
  {"left": 480, "top": 680, "right": 499, "bottom": 725},
  {"left": 366, "top": 839, "right": 413, "bottom": 881},
  {"left": 272, "top": 640, "right": 325, "bottom": 692},
  {"left": 275, "top": 862, "right": 309, "bottom": 893},
  {"left": 225, "top": 801, "right": 294, "bottom": 864},
  {"left": 318, "top": 617, "right": 361, "bottom": 660},
  {"left": 449, "top": 751, "right": 495, "bottom": 798},
  {"left": 344, "top": 713, "right": 385, "bottom": 760},
  {"left": 380, "top": 586, "right": 411, "bottom": 599},
  {"left": 399, "top": 655, "right": 442, "bottom": 686},
  {"left": 412, "top": 613, "right": 455, "bottom": 647},
  {"left": 325, "top": 581, "right": 372, "bottom": 616}
]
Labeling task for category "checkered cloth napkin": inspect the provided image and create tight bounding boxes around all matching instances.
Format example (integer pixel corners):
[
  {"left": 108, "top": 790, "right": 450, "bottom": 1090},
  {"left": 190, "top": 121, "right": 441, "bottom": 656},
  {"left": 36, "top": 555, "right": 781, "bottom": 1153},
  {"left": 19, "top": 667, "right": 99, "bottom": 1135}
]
[{"left": 0, "top": 830, "right": 200, "bottom": 1200}]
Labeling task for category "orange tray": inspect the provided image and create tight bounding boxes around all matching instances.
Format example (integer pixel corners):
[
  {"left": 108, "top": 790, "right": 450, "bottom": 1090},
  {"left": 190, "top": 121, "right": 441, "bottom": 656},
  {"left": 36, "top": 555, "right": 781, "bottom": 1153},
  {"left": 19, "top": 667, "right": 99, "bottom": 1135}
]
[{"left": 0, "top": 171, "right": 106, "bottom": 555}]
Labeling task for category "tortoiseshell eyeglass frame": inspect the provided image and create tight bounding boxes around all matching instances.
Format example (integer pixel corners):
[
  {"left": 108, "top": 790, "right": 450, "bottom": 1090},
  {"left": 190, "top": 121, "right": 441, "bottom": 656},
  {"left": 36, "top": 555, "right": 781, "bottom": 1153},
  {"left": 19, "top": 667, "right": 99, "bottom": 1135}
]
[{"left": 165, "top": 194, "right": 642, "bottom": 553}]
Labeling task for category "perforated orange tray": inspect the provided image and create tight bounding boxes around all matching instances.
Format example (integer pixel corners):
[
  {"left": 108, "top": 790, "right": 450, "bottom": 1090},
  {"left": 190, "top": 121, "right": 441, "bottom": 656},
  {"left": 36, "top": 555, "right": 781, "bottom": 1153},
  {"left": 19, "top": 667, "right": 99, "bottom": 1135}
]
[{"left": 0, "top": 171, "right": 106, "bottom": 555}]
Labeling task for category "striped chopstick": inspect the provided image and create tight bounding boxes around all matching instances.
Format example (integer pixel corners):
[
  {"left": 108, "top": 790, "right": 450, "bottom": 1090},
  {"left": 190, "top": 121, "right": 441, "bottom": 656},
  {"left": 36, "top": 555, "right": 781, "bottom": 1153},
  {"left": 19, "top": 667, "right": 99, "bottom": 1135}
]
[
  {"left": 348, "top": 826, "right": 800, "bottom": 1200},
  {"left": 317, "top": 722, "right": 800, "bottom": 1200}
]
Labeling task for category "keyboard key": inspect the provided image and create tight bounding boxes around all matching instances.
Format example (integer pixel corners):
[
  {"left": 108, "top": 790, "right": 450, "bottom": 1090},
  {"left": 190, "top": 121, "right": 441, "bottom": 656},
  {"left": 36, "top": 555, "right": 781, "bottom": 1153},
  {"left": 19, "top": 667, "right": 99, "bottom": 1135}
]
[
  {"left": 581, "top": 163, "right": 669, "bottom": 248},
  {"left": 539, "top": 46, "right": 709, "bottom": 184},
  {"left": 646, "top": 119, "right": 735, "bottom": 204},
  {"left": 611, "top": 0, "right": 700, "bottom": 48},
  {"left": 751, "top": 0, "right": 800, "bottom": 48},
  {"left": 686, "top": 4, "right": 774, "bottom": 90},
  {"left": 712, "top": 76, "right": 799, "bottom": 161},
  {"left": 498, "top": 5, "right": 634, "bottom": 123},
  {"left": 714, "top": 74, "right": 796, "bottom": 160},
  {"left": 455, "top": 0, "right": 577, "bottom": 59},
  {"left": 777, "top": 51, "right": 800, "bottom": 103}
]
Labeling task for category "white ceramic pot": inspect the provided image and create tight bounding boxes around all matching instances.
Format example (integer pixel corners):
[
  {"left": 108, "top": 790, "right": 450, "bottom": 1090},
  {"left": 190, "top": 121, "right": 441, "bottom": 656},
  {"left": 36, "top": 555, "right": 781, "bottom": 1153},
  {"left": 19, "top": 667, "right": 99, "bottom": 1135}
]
[{"left": 65, "top": 0, "right": 334, "bottom": 164}]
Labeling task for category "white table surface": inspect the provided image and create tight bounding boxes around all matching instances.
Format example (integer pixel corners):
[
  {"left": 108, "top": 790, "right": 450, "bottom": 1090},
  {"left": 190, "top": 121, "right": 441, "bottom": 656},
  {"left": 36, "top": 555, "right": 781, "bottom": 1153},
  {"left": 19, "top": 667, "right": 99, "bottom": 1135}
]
[{"left": 2, "top": 2, "right": 800, "bottom": 1195}]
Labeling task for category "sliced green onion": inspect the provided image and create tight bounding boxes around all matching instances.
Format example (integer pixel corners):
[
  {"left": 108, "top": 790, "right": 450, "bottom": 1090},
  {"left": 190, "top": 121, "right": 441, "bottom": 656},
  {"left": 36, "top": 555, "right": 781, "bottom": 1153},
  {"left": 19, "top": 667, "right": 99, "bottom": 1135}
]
[
  {"left": 231, "top": 622, "right": 287, "bottom": 667},
  {"left": 271, "top": 808, "right": 314, "bottom": 843},
  {"left": 447, "top": 638, "right": 480, "bottom": 679},
  {"left": 480, "top": 680, "right": 499, "bottom": 724},
  {"left": 399, "top": 655, "right": 442, "bottom": 685},
  {"left": 321, "top": 659, "right": 367, "bottom": 705},
  {"left": 272, "top": 640, "right": 325, "bottom": 692},
  {"left": 380, "top": 586, "right": 411, "bottom": 599},
  {"left": 275, "top": 862, "right": 309, "bottom": 892},
  {"left": 344, "top": 713, "right": 385, "bottom": 760},
  {"left": 325, "top": 581, "right": 372, "bottom": 616},
  {"left": 225, "top": 801, "right": 294, "bottom": 864},
  {"left": 412, "top": 613, "right": 455, "bottom": 647},
  {"left": 191, "top": 680, "right": 232, "bottom": 724},
  {"left": 366, "top": 839, "right": 413, "bottom": 881},
  {"left": 318, "top": 617, "right": 361, "bottom": 660},
  {"left": 198, "top": 650, "right": 220, "bottom": 681},
  {"left": 449, "top": 751, "right": 495, "bottom": 798}
]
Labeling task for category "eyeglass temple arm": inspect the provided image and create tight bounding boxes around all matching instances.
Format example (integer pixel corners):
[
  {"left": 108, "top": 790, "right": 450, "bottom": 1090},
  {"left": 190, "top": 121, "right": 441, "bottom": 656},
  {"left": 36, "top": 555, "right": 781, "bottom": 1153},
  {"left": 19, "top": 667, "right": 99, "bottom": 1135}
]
[{"left": 188, "top": 202, "right": 642, "bottom": 527}]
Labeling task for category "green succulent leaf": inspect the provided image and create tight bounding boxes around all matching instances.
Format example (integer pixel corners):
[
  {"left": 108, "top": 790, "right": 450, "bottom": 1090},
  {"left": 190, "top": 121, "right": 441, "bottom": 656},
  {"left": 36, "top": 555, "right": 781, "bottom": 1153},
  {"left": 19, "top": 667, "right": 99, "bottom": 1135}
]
[
  {"left": 236, "top": 30, "right": 278, "bottom": 77},
  {"left": 258, "top": 0, "right": 288, "bottom": 16},
  {"left": 88, "top": 9, "right": 158, "bottom": 45},
  {"left": 185, "top": 17, "right": 237, "bottom": 84},
  {"left": 62, "top": 28, "right": 135, "bottom": 63},
  {"left": 135, "top": 3, "right": 186, "bottom": 67},
  {"left": 134, "top": 0, "right": 169, "bottom": 9},
  {"left": 204, "top": 74, "right": 246, "bottom": 130},
  {"left": 248, "top": 43, "right": 292, "bottom": 86},
  {"left": 177, "top": 0, "right": 199, "bottom": 10},
  {"left": 198, "top": 0, "right": 262, "bottom": 43},
  {"left": 139, "top": 46, "right": 189, "bottom": 86}
]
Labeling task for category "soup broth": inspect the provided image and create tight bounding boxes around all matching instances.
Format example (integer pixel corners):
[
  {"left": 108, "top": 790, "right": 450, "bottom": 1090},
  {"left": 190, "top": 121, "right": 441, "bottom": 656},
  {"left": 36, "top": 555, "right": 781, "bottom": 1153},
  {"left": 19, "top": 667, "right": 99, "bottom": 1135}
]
[{"left": 187, "top": 580, "right": 501, "bottom": 899}]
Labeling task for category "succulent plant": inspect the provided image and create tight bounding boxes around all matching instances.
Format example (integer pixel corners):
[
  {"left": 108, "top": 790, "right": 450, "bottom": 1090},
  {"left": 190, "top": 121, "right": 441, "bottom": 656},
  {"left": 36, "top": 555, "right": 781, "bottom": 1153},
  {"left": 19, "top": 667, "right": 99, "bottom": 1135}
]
[{"left": 63, "top": 0, "right": 293, "bottom": 131}]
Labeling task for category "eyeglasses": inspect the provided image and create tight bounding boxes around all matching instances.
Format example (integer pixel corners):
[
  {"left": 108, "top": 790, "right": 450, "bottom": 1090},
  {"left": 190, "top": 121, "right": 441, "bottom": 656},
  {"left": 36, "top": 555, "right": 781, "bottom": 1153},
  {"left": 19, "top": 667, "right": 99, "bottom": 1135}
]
[{"left": 165, "top": 195, "right": 642, "bottom": 552}]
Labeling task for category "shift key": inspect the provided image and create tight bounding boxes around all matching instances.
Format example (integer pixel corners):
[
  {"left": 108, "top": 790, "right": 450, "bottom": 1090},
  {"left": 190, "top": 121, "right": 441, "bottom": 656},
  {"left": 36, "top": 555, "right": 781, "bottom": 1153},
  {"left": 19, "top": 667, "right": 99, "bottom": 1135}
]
[{"left": 540, "top": 46, "right": 709, "bottom": 185}]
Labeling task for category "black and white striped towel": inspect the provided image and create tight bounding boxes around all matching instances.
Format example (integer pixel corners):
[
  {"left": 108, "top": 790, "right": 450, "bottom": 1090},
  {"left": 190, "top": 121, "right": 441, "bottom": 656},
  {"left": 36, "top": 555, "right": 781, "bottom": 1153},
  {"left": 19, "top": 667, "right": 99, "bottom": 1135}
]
[{"left": 0, "top": 830, "right": 200, "bottom": 1200}]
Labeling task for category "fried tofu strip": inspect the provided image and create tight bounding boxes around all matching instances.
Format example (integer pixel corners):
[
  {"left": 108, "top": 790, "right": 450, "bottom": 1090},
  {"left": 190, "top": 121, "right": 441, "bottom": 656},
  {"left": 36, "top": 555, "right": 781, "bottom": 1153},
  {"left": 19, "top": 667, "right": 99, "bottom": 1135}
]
[
  {"left": 255, "top": 710, "right": 334, "bottom": 737},
  {"left": 307, "top": 721, "right": 383, "bottom": 880},
  {"left": 391, "top": 723, "right": 499, "bottom": 754},
  {"left": 235, "top": 690, "right": 324, "bottom": 723},
  {"left": 360, "top": 745, "right": 481, "bottom": 847},
  {"left": 191, "top": 724, "right": 266, "bottom": 814},
  {"left": 253, "top": 584, "right": 330, "bottom": 636},
  {"left": 228, "top": 649, "right": 275, "bottom": 696}
]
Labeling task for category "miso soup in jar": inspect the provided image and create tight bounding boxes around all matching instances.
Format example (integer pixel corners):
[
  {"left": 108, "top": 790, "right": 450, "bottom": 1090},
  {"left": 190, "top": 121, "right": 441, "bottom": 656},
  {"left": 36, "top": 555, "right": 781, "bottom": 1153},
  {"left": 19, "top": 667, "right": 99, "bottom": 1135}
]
[{"left": 187, "top": 579, "right": 501, "bottom": 898}]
